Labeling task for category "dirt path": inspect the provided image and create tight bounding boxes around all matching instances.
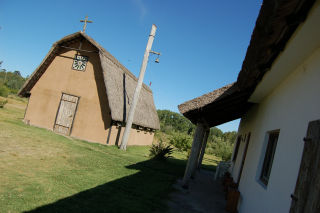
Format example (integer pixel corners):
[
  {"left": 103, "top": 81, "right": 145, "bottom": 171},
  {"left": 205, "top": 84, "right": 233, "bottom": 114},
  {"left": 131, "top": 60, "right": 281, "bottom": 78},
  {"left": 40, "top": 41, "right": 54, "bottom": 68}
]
[{"left": 167, "top": 170, "right": 227, "bottom": 213}]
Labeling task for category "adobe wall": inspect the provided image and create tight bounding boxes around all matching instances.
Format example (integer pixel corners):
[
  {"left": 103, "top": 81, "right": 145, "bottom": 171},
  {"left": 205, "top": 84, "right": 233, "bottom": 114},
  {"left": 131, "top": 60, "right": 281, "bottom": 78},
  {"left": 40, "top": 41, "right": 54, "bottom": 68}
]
[
  {"left": 107, "top": 125, "right": 154, "bottom": 146},
  {"left": 24, "top": 40, "right": 154, "bottom": 146}
]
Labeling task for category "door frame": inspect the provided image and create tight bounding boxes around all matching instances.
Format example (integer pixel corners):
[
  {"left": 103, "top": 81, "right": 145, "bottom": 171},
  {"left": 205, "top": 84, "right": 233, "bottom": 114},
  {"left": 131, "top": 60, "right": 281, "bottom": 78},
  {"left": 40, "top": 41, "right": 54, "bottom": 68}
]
[
  {"left": 53, "top": 92, "right": 80, "bottom": 136},
  {"left": 289, "top": 119, "right": 320, "bottom": 213},
  {"left": 237, "top": 132, "right": 251, "bottom": 185}
]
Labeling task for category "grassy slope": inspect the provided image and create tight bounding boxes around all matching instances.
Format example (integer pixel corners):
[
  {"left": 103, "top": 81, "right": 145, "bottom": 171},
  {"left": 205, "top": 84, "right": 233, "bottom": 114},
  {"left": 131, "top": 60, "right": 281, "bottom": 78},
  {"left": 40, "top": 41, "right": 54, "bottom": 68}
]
[{"left": 0, "top": 97, "right": 218, "bottom": 213}]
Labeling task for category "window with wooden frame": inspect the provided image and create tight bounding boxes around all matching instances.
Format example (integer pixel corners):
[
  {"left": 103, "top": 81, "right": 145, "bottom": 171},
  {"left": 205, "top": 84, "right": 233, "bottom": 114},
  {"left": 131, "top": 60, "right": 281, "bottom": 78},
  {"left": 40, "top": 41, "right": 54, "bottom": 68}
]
[
  {"left": 260, "top": 130, "right": 279, "bottom": 185},
  {"left": 232, "top": 135, "right": 242, "bottom": 162}
]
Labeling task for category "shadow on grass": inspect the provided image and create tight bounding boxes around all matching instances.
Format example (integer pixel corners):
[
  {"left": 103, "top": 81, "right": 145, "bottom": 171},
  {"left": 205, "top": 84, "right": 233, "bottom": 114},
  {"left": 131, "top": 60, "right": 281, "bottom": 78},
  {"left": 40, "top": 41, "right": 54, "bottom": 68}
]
[{"left": 25, "top": 158, "right": 189, "bottom": 213}]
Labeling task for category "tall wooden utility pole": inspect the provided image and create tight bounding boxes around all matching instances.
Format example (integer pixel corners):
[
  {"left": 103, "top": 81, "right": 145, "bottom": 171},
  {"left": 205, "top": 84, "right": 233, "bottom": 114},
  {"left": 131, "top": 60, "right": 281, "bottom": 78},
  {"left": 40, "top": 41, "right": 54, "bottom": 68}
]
[{"left": 120, "top": 24, "right": 157, "bottom": 150}]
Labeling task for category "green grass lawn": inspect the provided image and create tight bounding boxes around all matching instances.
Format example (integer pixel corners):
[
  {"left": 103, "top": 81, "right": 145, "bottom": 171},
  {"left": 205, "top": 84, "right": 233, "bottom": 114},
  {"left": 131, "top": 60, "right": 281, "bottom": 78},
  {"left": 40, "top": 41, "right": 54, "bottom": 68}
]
[{"left": 0, "top": 96, "right": 218, "bottom": 213}]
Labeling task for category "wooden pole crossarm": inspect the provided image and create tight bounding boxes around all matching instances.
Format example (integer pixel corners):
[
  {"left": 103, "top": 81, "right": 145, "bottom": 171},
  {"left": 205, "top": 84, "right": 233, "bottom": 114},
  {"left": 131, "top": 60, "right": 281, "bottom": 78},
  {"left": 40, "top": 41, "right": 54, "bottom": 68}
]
[{"left": 149, "top": 50, "right": 161, "bottom": 55}]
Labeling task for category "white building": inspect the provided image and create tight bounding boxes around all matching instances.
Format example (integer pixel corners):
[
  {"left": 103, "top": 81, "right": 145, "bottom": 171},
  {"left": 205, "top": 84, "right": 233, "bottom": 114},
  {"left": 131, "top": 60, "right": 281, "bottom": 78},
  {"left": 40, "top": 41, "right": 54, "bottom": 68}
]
[{"left": 178, "top": 0, "right": 320, "bottom": 212}]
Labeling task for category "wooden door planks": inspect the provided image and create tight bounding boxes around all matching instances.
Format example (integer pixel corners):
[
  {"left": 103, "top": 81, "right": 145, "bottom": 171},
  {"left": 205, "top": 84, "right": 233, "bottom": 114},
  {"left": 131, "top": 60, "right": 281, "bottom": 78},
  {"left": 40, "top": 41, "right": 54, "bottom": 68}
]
[
  {"left": 54, "top": 93, "right": 79, "bottom": 135},
  {"left": 290, "top": 119, "right": 320, "bottom": 213}
]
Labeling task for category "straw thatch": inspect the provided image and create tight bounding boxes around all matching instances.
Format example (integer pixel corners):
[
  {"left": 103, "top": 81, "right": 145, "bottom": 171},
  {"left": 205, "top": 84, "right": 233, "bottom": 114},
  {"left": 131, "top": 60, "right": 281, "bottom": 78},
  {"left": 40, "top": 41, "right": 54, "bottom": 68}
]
[
  {"left": 178, "top": 83, "right": 252, "bottom": 126},
  {"left": 19, "top": 32, "right": 160, "bottom": 130},
  {"left": 99, "top": 52, "right": 159, "bottom": 130},
  {"left": 178, "top": 83, "right": 236, "bottom": 114},
  {"left": 237, "top": 0, "right": 316, "bottom": 90},
  {"left": 178, "top": 0, "right": 316, "bottom": 127}
]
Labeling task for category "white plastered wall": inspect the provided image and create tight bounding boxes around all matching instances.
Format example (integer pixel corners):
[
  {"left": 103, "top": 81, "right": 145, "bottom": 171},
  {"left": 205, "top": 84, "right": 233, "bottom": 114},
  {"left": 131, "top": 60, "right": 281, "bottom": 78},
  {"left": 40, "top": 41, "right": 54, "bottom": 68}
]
[
  {"left": 232, "top": 47, "right": 320, "bottom": 213},
  {"left": 230, "top": 3, "right": 320, "bottom": 211}
]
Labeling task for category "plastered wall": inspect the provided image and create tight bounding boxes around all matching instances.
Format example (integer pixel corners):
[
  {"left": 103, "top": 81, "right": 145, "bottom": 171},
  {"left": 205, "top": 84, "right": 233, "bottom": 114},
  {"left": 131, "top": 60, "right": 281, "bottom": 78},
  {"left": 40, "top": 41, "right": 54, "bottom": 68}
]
[
  {"left": 24, "top": 40, "right": 154, "bottom": 146},
  {"left": 232, "top": 47, "right": 320, "bottom": 213},
  {"left": 107, "top": 125, "right": 155, "bottom": 146}
]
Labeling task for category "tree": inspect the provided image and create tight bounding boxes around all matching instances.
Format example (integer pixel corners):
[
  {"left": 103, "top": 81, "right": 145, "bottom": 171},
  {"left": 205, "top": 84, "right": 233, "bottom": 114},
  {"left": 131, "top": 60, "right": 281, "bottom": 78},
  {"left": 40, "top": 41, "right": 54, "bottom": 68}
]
[
  {"left": 156, "top": 109, "right": 237, "bottom": 161},
  {"left": 157, "top": 110, "right": 195, "bottom": 135},
  {"left": 0, "top": 69, "right": 26, "bottom": 95},
  {"left": 13, "top": 71, "right": 21, "bottom": 76}
]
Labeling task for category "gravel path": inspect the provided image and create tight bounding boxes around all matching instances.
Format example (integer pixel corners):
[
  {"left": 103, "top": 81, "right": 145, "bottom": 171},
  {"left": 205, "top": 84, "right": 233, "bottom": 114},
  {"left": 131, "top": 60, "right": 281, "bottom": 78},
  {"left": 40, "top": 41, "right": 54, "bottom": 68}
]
[{"left": 167, "top": 170, "right": 227, "bottom": 213}]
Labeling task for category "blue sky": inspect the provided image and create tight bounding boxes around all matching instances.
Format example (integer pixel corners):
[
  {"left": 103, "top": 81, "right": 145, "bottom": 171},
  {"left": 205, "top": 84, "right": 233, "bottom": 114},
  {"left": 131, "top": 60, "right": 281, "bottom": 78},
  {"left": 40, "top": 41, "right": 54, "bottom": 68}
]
[{"left": 0, "top": 0, "right": 262, "bottom": 132}]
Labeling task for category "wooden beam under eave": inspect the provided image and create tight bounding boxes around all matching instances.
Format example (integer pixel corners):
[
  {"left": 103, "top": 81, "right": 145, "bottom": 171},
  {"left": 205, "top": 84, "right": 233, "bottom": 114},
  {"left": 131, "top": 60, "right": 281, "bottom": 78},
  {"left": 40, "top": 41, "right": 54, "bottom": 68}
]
[
  {"left": 182, "top": 122, "right": 206, "bottom": 187},
  {"left": 186, "top": 99, "right": 253, "bottom": 127},
  {"left": 197, "top": 128, "right": 210, "bottom": 170}
]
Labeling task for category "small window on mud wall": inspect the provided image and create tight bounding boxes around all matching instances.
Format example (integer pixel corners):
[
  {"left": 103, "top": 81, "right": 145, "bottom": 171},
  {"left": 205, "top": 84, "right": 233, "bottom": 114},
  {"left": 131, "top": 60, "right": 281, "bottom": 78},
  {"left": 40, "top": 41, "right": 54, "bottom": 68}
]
[
  {"left": 72, "top": 54, "right": 88, "bottom": 71},
  {"left": 232, "top": 135, "right": 241, "bottom": 162},
  {"left": 260, "top": 130, "right": 279, "bottom": 185}
]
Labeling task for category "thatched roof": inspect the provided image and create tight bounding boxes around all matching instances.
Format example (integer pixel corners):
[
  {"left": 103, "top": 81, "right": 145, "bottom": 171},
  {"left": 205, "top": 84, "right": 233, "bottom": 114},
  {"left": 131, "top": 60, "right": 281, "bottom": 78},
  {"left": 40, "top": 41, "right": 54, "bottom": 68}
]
[
  {"left": 237, "top": 0, "right": 316, "bottom": 90},
  {"left": 178, "top": 83, "right": 252, "bottom": 126},
  {"left": 178, "top": 0, "right": 316, "bottom": 126},
  {"left": 19, "top": 32, "right": 160, "bottom": 130},
  {"left": 99, "top": 52, "right": 160, "bottom": 130},
  {"left": 179, "top": 83, "right": 236, "bottom": 114}
]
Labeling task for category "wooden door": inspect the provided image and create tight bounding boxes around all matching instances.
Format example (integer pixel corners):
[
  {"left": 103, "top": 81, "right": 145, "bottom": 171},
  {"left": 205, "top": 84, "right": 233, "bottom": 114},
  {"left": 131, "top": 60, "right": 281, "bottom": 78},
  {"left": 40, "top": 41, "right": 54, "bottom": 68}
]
[
  {"left": 290, "top": 119, "right": 320, "bottom": 213},
  {"left": 54, "top": 94, "right": 79, "bottom": 135}
]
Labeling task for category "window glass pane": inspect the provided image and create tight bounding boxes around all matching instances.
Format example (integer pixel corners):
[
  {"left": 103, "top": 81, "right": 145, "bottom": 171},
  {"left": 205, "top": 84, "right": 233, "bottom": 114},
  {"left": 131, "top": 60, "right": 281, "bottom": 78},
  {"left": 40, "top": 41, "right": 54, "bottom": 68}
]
[{"left": 260, "top": 131, "right": 279, "bottom": 185}]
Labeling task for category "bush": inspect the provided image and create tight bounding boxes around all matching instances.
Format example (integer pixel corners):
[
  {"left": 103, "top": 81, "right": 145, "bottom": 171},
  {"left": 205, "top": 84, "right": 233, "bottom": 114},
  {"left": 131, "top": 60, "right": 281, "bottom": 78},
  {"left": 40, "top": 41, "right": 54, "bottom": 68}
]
[
  {"left": 0, "top": 84, "right": 9, "bottom": 97},
  {"left": 169, "top": 132, "right": 192, "bottom": 152},
  {"left": 0, "top": 99, "right": 8, "bottom": 108},
  {"left": 219, "top": 147, "right": 233, "bottom": 161},
  {"left": 206, "top": 136, "right": 233, "bottom": 161},
  {"left": 149, "top": 140, "right": 173, "bottom": 161}
]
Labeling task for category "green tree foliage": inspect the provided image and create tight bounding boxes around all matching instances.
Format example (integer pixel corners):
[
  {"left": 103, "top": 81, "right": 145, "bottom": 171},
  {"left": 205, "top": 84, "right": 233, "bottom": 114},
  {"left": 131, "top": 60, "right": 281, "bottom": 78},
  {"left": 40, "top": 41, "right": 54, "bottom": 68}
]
[
  {"left": 0, "top": 83, "right": 10, "bottom": 97},
  {"left": 0, "top": 69, "right": 27, "bottom": 96},
  {"left": 156, "top": 109, "right": 237, "bottom": 161},
  {"left": 208, "top": 127, "right": 223, "bottom": 140},
  {"left": 0, "top": 69, "right": 26, "bottom": 93},
  {"left": 169, "top": 132, "right": 192, "bottom": 152},
  {"left": 157, "top": 110, "right": 195, "bottom": 135},
  {"left": 206, "top": 133, "right": 237, "bottom": 161}
]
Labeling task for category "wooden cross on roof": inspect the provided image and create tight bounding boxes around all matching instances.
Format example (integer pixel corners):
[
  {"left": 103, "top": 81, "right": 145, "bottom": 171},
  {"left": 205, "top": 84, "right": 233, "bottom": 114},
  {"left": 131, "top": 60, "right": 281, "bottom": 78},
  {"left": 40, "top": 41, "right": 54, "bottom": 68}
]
[{"left": 80, "top": 15, "right": 93, "bottom": 33}]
